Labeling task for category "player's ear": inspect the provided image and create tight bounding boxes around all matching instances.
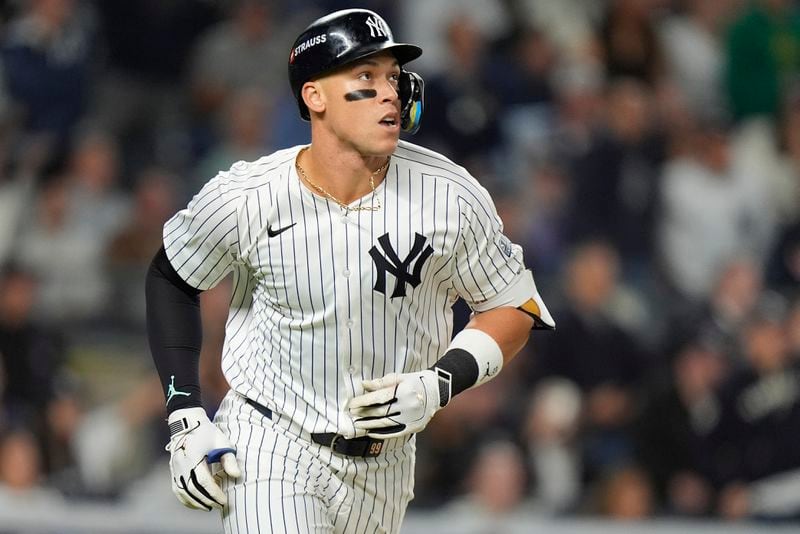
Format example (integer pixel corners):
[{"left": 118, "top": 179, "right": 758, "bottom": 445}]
[{"left": 302, "top": 81, "right": 326, "bottom": 116}]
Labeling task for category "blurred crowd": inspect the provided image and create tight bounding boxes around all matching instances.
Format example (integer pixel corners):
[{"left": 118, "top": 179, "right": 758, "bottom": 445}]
[{"left": 0, "top": 0, "right": 799, "bottom": 526}]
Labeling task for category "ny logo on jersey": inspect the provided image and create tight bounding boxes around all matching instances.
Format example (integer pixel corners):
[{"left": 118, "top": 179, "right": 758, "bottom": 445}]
[
  {"left": 365, "top": 15, "right": 388, "bottom": 38},
  {"left": 369, "top": 232, "right": 434, "bottom": 298}
]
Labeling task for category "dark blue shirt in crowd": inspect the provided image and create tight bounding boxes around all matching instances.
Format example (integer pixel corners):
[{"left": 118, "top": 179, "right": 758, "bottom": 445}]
[{"left": 2, "top": 15, "right": 94, "bottom": 140}]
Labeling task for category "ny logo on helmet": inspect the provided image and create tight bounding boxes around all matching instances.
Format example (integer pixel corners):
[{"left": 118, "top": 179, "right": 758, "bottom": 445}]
[
  {"left": 369, "top": 233, "right": 434, "bottom": 298},
  {"left": 365, "top": 15, "right": 388, "bottom": 38}
]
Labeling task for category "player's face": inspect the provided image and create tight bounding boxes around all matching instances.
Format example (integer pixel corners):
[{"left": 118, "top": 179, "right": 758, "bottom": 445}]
[{"left": 318, "top": 51, "right": 402, "bottom": 155}]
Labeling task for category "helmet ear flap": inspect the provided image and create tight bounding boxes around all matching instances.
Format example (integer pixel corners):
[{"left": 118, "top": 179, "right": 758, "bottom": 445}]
[{"left": 399, "top": 70, "right": 424, "bottom": 134}]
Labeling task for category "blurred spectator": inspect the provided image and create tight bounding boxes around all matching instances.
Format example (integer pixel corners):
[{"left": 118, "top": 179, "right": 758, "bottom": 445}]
[
  {"left": 599, "top": 0, "right": 664, "bottom": 85},
  {"left": 592, "top": 464, "right": 655, "bottom": 520},
  {"left": 106, "top": 167, "right": 178, "bottom": 329},
  {"left": 0, "top": 427, "right": 63, "bottom": 506},
  {"left": 43, "top": 388, "right": 82, "bottom": 491},
  {"left": 0, "top": 265, "right": 64, "bottom": 421},
  {"left": 658, "top": 119, "right": 763, "bottom": 303},
  {"left": 189, "top": 1, "right": 290, "bottom": 126},
  {"left": 523, "top": 378, "right": 583, "bottom": 514},
  {"left": 567, "top": 78, "right": 665, "bottom": 278},
  {"left": 14, "top": 178, "right": 109, "bottom": 324},
  {"left": 537, "top": 60, "right": 605, "bottom": 167},
  {"left": 658, "top": 0, "right": 737, "bottom": 121},
  {"left": 533, "top": 240, "right": 648, "bottom": 482},
  {"left": 465, "top": 439, "right": 529, "bottom": 514},
  {"left": 413, "top": 371, "right": 513, "bottom": 508},
  {"left": 489, "top": 27, "right": 557, "bottom": 191},
  {"left": 725, "top": 0, "right": 800, "bottom": 122},
  {"left": 416, "top": 15, "right": 502, "bottom": 169},
  {"left": 518, "top": 0, "right": 604, "bottom": 66},
  {"left": 635, "top": 339, "right": 728, "bottom": 516},
  {"left": 705, "top": 296, "right": 800, "bottom": 519},
  {"left": 762, "top": 95, "right": 800, "bottom": 292},
  {"left": 787, "top": 296, "right": 800, "bottom": 359},
  {"left": 0, "top": 170, "right": 35, "bottom": 265},
  {"left": 65, "top": 129, "right": 129, "bottom": 240},
  {"left": 768, "top": 218, "right": 800, "bottom": 293},
  {"left": 444, "top": 438, "right": 530, "bottom": 529},
  {"left": 486, "top": 27, "right": 555, "bottom": 112},
  {"left": 91, "top": 1, "right": 220, "bottom": 174},
  {"left": 69, "top": 375, "right": 165, "bottom": 498},
  {"left": 516, "top": 163, "right": 572, "bottom": 286},
  {"left": 399, "top": 0, "right": 510, "bottom": 76},
  {"left": 193, "top": 87, "right": 273, "bottom": 190},
  {"left": 1, "top": 0, "right": 95, "bottom": 146},
  {"left": 664, "top": 257, "right": 763, "bottom": 366}
]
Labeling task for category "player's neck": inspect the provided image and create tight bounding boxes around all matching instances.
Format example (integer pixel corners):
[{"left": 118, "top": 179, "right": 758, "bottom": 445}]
[{"left": 300, "top": 139, "right": 390, "bottom": 205}]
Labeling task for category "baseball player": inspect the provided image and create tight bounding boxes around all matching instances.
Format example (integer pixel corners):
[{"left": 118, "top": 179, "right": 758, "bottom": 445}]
[{"left": 145, "top": 8, "right": 554, "bottom": 533}]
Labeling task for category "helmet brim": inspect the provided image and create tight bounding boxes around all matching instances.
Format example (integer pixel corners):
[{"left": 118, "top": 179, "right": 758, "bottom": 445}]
[{"left": 319, "top": 41, "right": 422, "bottom": 79}]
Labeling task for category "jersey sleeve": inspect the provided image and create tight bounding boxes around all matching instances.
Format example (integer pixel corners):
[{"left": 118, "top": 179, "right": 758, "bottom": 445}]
[
  {"left": 452, "top": 184, "right": 555, "bottom": 329},
  {"left": 162, "top": 174, "right": 241, "bottom": 291}
]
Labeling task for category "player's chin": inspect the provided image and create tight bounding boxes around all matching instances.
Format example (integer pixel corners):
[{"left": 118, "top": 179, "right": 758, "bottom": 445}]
[{"left": 370, "top": 129, "right": 400, "bottom": 154}]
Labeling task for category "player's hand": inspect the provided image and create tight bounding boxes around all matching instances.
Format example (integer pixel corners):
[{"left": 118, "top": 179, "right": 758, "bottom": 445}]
[
  {"left": 165, "top": 407, "right": 241, "bottom": 511},
  {"left": 348, "top": 371, "right": 443, "bottom": 439}
]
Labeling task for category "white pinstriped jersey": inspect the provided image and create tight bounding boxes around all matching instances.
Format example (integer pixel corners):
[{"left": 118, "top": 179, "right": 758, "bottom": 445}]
[{"left": 163, "top": 140, "right": 543, "bottom": 439}]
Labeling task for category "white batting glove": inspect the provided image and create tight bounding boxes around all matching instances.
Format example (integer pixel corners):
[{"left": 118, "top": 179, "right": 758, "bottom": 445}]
[
  {"left": 166, "top": 407, "right": 241, "bottom": 511},
  {"left": 348, "top": 371, "right": 447, "bottom": 439}
]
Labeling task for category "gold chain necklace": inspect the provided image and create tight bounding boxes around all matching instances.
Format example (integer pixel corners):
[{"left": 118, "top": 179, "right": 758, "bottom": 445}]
[{"left": 295, "top": 149, "right": 388, "bottom": 212}]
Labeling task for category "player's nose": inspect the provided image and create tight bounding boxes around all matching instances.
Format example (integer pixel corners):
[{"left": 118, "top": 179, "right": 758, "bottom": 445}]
[{"left": 378, "top": 78, "right": 399, "bottom": 104}]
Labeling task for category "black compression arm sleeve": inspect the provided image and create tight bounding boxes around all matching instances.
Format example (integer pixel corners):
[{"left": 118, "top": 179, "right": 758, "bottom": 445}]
[{"left": 145, "top": 245, "right": 204, "bottom": 413}]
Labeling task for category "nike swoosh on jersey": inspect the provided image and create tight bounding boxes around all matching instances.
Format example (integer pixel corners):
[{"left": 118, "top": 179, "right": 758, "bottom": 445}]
[{"left": 267, "top": 222, "right": 296, "bottom": 237}]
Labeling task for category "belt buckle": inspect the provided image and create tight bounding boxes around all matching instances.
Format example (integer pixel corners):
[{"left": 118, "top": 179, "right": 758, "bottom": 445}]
[{"left": 329, "top": 434, "right": 343, "bottom": 454}]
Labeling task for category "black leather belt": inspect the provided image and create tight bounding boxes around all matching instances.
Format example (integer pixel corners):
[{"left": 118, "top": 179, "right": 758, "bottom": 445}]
[
  {"left": 310, "top": 433, "right": 385, "bottom": 458},
  {"left": 244, "top": 397, "right": 384, "bottom": 458}
]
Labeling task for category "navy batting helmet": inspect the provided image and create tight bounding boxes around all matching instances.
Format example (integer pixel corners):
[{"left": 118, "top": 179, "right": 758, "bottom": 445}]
[{"left": 288, "top": 9, "right": 425, "bottom": 134}]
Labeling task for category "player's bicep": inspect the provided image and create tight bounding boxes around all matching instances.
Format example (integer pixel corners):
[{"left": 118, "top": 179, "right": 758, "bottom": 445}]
[{"left": 163, "top": 177, "right": 240, "bottom": 291}]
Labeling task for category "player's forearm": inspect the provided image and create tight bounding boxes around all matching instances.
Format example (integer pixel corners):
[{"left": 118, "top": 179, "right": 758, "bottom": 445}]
[
  {"left": 145, "top": 245, "right": 204, "bottom": 413},
  {"left": 464, "top": 307, "right": 534, "bottom": 364}
]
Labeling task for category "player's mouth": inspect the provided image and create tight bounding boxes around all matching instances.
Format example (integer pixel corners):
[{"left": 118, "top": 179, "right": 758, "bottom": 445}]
[{"left": 379, "top": 112, "right": 399, "bottom": 131}]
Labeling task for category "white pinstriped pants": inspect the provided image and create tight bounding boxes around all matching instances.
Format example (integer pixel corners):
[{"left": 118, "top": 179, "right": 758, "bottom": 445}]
[{"left": 214, "top": 391, "right": 416, "bottom": 533}]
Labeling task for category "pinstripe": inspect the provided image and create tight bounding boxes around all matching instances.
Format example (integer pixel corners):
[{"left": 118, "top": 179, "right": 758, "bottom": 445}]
[
  {"left": 382, "top": 453, "right": 392, "bottom": 529},
  {"left": 324, "top": 198, "right": 341, "bottom": 419},
  {"left": 344, "top": 208, "right": 354, "bottom": 397},
  {"left": 278, "top": 432, "right": 289, "bottom": 533},
  {"left": 387, "top": 449, "right": 400, "bottom": 530},
  {"left": 393, "top": 164, "right": 401, "bottom": 374},
  {"left": 275, "top": 179, "right": 292, "bottom": 414},
  {"left": 400, "top": 166, "right": 414, "bottom": 371},
  {"left": 164, "top": 140, "right": 544, "bottom": 533},
  {"left": 356, "top": 207, "right": 367, "bottom": 399},
  {"left": 338, "top": 462, "right": 360, "bottom": 534},
  {"left": 419, "top": 179, "right": 440, "bottom": 363},
  {"left": 240, "top": 414, "right": 253, "bottom": 534},
  {"left": 287, "top": 174, "right": 312, "bottom": 437},
  {"left": 350, "top": 461, "right": 368, "bottom": 534},
  {"left": 300, "top": 181, "right": 318, "bottom": 432},
  {"left": 263, "top": 181, "right": 281, "bottom": 409},
  {"left": 267, "top": 428, "right": 276, "bottom": 533}
]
